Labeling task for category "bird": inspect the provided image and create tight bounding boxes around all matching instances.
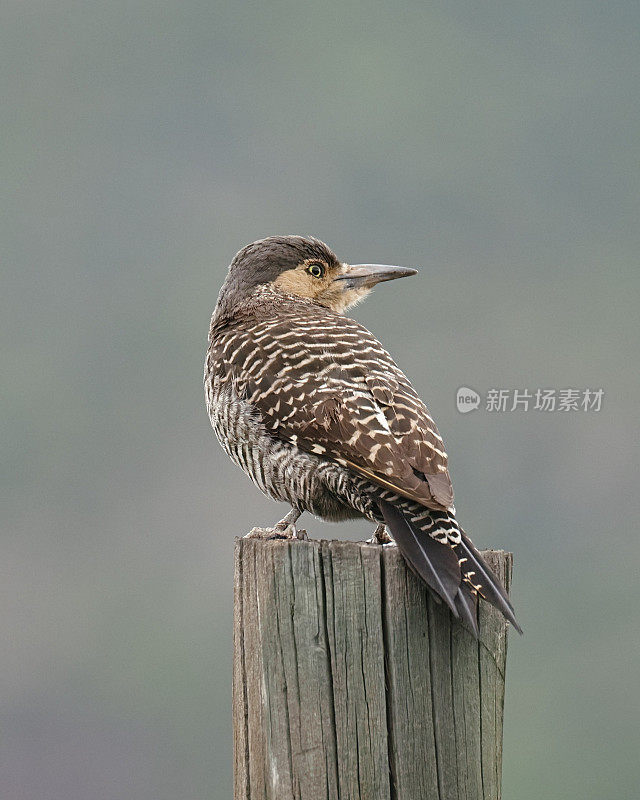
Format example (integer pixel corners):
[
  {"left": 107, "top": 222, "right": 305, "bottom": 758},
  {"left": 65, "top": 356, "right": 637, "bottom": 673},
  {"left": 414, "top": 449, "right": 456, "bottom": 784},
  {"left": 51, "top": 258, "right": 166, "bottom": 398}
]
[{"left": 204, "top": 235, "right": 521, "bottom": 636}]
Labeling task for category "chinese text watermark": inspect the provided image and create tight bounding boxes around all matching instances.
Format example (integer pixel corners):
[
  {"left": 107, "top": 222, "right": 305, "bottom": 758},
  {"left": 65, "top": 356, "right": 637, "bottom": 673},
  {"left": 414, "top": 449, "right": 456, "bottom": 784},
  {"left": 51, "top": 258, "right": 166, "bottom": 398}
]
[{"left": 456, "top": 387, "right": 604, "bottom": 414}]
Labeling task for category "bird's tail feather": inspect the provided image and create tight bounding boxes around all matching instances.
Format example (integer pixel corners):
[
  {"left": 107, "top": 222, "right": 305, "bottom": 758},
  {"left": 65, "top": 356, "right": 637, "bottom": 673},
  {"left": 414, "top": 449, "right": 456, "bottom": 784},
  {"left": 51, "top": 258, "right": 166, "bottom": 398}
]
[
  {"left": 455, "top": 530, "right": 522, "bottom": 634},
  {"left": 377, "top": 497, "right": 520, "bottom": 636},
  {"left": 453, "top": 579, "right": 479, "bottom": 638},
  {"left": 378, "top": 500, "right": 462, "bottom": 617}
]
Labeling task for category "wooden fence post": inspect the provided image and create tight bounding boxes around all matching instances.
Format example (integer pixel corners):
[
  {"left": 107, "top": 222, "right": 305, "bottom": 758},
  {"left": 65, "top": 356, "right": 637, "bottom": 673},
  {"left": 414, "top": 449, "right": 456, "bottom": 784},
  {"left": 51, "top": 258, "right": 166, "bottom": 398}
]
[{"left": 233, "top": 538, "right": 512, "bottom": 800}]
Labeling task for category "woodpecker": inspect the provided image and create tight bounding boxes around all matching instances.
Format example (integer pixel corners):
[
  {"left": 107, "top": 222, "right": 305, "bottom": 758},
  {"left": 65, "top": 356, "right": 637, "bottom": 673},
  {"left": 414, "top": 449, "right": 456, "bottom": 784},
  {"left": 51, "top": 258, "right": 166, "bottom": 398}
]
[{"left": 204, "top": 236, "right": 520, "bottom": 635}]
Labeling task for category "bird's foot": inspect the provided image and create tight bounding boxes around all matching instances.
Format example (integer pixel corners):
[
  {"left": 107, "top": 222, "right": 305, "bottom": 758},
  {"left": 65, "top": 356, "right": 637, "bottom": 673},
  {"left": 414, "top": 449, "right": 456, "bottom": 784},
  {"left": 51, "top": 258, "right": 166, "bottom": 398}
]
[
  {"left": 244, "top": 508, "right": 307, "bottom": 540},
  {"left": 367, "top": 524, "right": 394, "bottom": 545},
  {"left": 275, "top": 522, "right": 308, "bottom": 540},
  {"left": 244, "top": 525, "right": 308, "bottom": 540},
  {"left": 245, "top": 526, "right": 278, "bottom": 539}
]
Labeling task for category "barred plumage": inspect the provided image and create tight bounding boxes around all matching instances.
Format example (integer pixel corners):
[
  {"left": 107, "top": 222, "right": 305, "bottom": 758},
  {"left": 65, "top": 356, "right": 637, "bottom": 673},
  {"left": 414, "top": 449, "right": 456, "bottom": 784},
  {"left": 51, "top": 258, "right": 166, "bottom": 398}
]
[{"left": 205, "top": 236, "right": 520, "bottom": 635}]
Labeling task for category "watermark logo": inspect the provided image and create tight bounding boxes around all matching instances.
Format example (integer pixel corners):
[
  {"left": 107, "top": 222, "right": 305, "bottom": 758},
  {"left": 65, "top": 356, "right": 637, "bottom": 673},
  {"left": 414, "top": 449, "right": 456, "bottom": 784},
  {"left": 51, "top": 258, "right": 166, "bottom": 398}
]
[
  {"left": 456, "top": 387, "right": 481, "bottom": 413},
  {"left": 456, "top": 387, "right": 604, "bottom": 413}
]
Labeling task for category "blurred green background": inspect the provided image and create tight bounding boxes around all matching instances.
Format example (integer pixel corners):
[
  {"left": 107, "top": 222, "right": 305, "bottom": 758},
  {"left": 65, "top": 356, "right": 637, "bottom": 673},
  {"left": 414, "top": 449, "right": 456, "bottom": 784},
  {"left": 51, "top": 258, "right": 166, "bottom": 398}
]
[{"left": 3, "top": 1, "right": 639, "bottom": 798}]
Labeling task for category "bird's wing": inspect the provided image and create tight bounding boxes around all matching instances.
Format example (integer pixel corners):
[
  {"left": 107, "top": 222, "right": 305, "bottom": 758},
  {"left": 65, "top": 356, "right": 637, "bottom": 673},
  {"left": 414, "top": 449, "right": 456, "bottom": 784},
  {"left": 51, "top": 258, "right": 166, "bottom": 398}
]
[{"left": 226, "top": 309, "right": 454, "bottom": 510}]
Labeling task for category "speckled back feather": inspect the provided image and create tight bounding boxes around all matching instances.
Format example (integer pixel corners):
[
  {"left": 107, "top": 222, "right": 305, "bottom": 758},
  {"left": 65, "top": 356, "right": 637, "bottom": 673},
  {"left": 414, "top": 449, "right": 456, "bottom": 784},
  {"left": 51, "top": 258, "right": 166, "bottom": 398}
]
[{"left": 207, "top": 285, "right": 454, "bottom": 512}]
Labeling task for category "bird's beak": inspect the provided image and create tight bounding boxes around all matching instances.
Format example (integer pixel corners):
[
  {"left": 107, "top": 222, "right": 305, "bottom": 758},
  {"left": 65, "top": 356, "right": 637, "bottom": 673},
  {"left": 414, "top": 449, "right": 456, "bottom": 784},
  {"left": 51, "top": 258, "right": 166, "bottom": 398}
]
[{"left": 334, "top": 263, "right": 419, "bottom": 290}]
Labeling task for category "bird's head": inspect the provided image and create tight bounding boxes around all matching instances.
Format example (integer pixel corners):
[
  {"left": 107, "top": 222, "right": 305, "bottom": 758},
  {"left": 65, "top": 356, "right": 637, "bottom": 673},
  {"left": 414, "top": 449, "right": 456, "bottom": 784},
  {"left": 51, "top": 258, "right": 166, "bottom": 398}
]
[{"left": 216, "top": 235, "right": 418, "bottom": 315}]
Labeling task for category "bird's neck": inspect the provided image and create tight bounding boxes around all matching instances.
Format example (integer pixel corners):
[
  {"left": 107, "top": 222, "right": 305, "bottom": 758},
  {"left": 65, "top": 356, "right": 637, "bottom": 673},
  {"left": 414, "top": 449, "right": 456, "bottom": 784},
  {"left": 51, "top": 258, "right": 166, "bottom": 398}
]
[{"left": 211, "top": 284, "right": 335, "bottom": 334}]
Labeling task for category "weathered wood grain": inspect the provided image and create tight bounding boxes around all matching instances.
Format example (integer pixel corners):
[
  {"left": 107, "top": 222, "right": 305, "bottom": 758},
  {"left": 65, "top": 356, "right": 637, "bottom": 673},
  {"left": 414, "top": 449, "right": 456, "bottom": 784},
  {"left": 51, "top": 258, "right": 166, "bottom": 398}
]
[{"left": 233, "top": 538, "right": 512, "bottom": 800}]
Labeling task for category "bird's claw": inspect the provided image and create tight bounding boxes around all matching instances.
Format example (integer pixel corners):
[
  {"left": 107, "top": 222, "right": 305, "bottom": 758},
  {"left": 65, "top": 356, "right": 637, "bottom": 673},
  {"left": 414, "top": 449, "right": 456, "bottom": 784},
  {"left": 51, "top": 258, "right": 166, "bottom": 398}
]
[
  {"left": 274, "top": 522, "right": 308, "bottom": 540},
  {"left": 244, "top": 525, "right": 308, "bottom": 540},
  {"left": 283, "top": 525, "right": 308, "bottom": 540},
  {"left": 367, "top": 524, "right": 394, "bottom": 545}
]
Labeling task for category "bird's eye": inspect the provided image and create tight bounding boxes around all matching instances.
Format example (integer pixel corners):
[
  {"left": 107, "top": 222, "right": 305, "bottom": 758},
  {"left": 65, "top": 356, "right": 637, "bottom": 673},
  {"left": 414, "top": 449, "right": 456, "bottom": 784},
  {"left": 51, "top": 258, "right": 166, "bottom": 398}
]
[{"left": 307, "top": 263, "right": 325, "bottom": 279}]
